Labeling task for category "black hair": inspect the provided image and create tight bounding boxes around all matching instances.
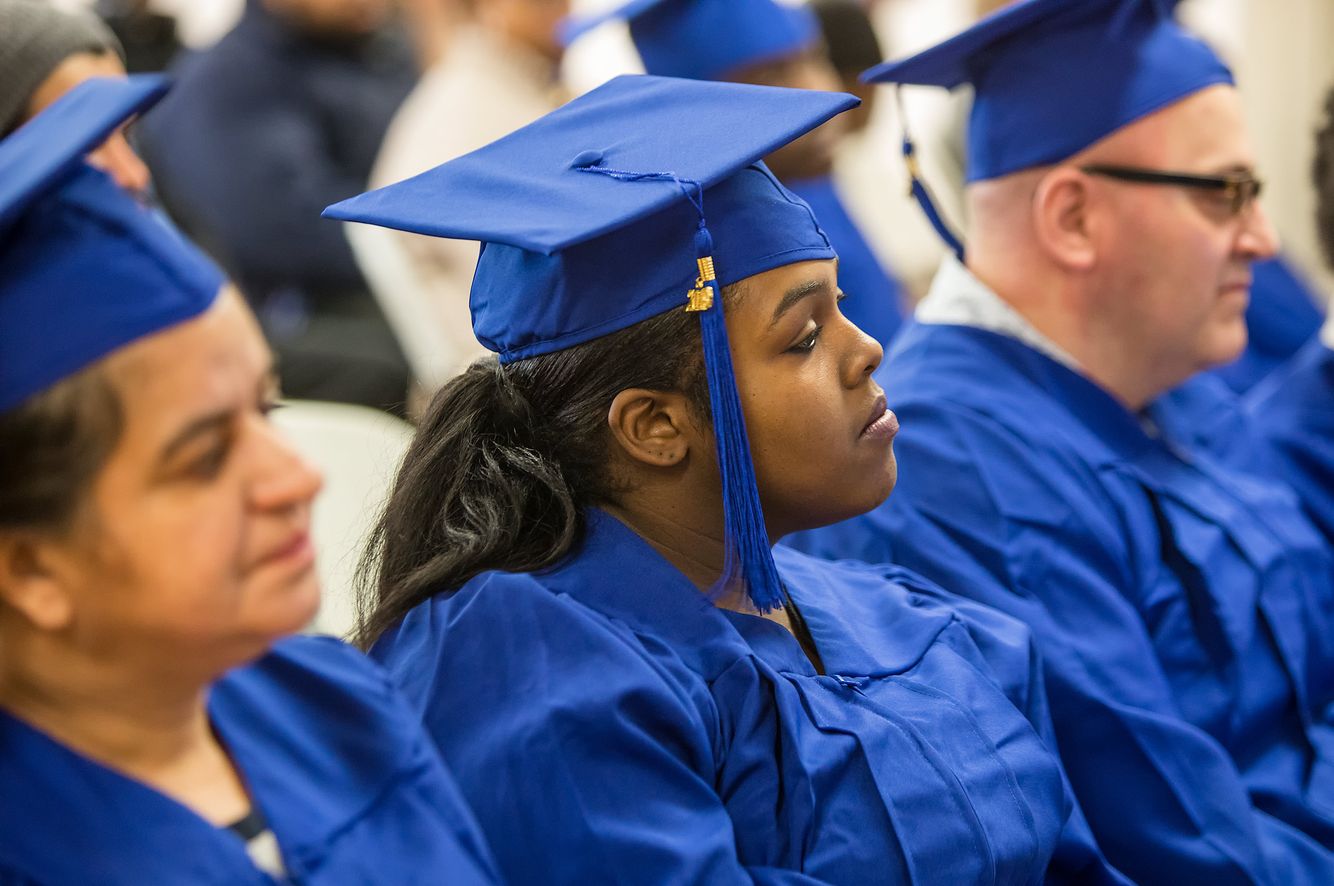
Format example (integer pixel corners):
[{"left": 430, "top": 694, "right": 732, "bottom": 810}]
[
  {"left": 0, "top": 366, "right": 123, "bottom": 533},
  {"left": 810, "top": 0, "right": 883, "bottom": 76},
  {"left": 354, "top": 287, "right": 744, "bottom": 649}
]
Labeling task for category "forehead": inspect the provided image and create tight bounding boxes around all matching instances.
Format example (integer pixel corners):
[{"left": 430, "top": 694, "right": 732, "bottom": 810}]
[
  {"left": 105, "top": 288, "right": 267, "bottom": 429},
  {"left": 1109, "top": 84, "right": 1254, "bottom": 168},
  {"left": 729, "top": 258, "right": 838, "bottom": 315}
]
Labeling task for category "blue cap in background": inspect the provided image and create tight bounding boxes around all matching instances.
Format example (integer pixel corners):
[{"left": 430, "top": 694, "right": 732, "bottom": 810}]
[
  {"left": 865, "top": 0, "right": 1233, "bottom": 182},
  {"left": 566, "top": 0, "right": 819, "bottom": 82}
]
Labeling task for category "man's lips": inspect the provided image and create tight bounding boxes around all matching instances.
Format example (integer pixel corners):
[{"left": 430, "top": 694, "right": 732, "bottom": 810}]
[{"left": 860, "top": 394, "right": 900, "bottom": 441}]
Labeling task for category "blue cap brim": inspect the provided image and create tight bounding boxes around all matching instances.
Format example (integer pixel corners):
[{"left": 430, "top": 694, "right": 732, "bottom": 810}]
[{"left": 0, "top": 75, "right": 168, "bottom": 235}]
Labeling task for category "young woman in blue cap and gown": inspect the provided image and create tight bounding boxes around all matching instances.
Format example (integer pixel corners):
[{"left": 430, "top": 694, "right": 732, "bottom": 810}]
[
  {"left": 564, "top": 0, "right": 909, "bottom": 351},
  {"left": 0, "top": 77, "right": 499, "bottom": 885},
  {"left": 788, "top": 2, "right": 1334, "bottom": 882},
  {"left": 326, "top": 74, "right": 1128, "bottom": 885}
]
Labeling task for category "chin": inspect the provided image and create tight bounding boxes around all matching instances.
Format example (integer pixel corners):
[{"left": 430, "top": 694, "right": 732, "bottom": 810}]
[
  {"left": 251, "top": 570, "right": 324, "bottom": 642},
  {"left": 1200, "top": 324, "right": 1249, "bottom": 369}
]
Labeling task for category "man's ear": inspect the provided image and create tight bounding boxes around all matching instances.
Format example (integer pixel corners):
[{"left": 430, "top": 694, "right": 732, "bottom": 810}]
[
  {"left": 607, "top": 388, "right": 696, "bottom": 468},
  {"left": 1032, "top": 168, "right": 1099, "bottom": 272},
  {"left": 0, "top": 535, "right": 75, "bottom": 631}
]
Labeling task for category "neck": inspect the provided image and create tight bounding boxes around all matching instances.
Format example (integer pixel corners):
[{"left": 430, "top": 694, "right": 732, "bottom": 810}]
[
  {"left": 966, "top": 255, "right": 1164, "bottom": 411},
  {"left": 0, "top": 630, "right": 216, "bottom": 776},
  {"left": 602, "top": 498, "right": 730, "bottom": 595}
]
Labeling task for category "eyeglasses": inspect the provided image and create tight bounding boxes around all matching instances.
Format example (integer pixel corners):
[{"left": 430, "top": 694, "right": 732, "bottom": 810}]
[{"left": 1079, "top": 164, "right": 1264, "bottom": 216}]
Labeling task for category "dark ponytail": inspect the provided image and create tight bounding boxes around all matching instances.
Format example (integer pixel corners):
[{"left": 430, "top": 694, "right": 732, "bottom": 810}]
[{"left": 355, "top": 290, "right": 737, "bottom": 648}]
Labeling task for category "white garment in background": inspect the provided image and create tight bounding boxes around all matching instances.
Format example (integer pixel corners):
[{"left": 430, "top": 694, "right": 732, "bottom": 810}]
[{"left": 366, "top": 26, "right": 568, "bottom": 390}]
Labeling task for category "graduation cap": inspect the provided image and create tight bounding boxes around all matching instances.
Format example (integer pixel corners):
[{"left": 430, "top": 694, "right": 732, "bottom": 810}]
[
  {"left": 0, "top": 75, "right": 223, "bottom": 412},
  {"left": 565, "top": 0, "right": 819, "bottom": 82},
  {"left": 326, "top": 74, "right": 858, "bottom": 612},
  {"left": 864, "top": 0, "right": 1233, "bottom": 256}
]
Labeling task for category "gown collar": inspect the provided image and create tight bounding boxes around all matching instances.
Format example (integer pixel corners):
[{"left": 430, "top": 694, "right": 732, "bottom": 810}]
[
  {"left": 545, "top": 510, "right": 951, "bottom": 680},
  {"left": 916, "top": 254, "right": 1080, "bottom": 370},
  {"left": 0, "top": 639, "right": 413, "bottom": 884}
]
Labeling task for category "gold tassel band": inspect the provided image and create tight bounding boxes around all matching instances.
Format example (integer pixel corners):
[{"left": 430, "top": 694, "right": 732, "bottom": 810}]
[{"left": 686, "top": 255, "right": 716, "bottom": 312}]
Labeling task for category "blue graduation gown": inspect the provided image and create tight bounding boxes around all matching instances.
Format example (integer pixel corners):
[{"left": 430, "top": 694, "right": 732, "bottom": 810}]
[
  {"left": 786, "top": 176, "right": 906, "bottom": 349},
  {"left": 788, "top": 322, "right": 1334, "bottom": 884},
  {"left": 0, "top": 636, "right": 500, "bottom": 885},
  {"left": 1212, "top": 256, "right": 1324, "bottom": 394},
  {"left": 373, "top": 509, "right": 1126, "bottom": 885}
]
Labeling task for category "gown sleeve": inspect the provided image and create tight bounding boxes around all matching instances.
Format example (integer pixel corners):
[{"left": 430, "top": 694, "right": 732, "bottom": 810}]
[
  {"left": 375, "top": 577, "right": 839, "bottom": 886},
  {"left": 834, "top": 402, "right": 1334, "bottom": 885}
]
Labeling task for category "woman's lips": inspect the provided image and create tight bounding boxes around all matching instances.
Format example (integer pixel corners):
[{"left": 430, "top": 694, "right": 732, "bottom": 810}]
[
  {"left": 860, "top": 395, "right": 900, "bottom": 442},
  {"left": 256, "top": 529, "right": 315, "bottom": 571}
]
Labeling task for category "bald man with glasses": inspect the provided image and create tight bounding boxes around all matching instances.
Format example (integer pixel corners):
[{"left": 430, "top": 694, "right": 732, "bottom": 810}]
[{"left": 789, "top": 1, "right": 1334, "bottom": 882}]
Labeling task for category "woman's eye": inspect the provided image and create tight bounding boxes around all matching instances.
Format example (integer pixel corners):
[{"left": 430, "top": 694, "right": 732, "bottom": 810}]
[
  {"left": 789, "top": 325, "right": 822, "bottom": 354},
  {"left": 259, "top": 399, "right": 285, "bottom": 419},
  {"left": 186, "top": 443, "right": 230, "bottom": 480}
]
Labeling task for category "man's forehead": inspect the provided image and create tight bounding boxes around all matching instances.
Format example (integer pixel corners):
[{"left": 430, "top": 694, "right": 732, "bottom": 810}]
[{"left": 1086, "top": 84, "right": 1254, "bottom": 168}]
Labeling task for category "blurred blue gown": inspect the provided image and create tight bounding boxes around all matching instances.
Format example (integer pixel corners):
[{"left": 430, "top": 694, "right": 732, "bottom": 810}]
[
  {"left": 787, "top": 176, "right": 906, "bottom": 349},
  {"left": 372, "top": 508, "right": 1127, "bottom": 885},
  {"left": 1236, "top": 337, "right": 1334, "bottom": 544},
  {"left": 788, "top": 320, "right": 1334, "bottom": 884},
  {"left": 0, "top": 636, "right": 500, "bottom": 885}
]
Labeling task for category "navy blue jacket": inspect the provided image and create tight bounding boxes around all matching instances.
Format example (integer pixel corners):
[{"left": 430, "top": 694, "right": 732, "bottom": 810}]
[{"left": 141, "top": 0, "right": 416, "bottom": 303}]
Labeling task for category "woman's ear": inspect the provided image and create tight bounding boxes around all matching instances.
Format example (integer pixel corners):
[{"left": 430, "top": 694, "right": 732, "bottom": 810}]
[
  {"left": 606, "top": 388, "right": 695, "bottom": 468},
  {"left": 0, "top": 536, "right": 75, "bottom": 631},
  {"left": 1032, "top": 168, "right": 1099, "bottom": 271}
]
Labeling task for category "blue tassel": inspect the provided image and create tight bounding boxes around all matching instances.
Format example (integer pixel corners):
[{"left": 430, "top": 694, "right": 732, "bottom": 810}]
[
  {"left": 904, "top": 138, "right": 965, "bottom": 261},
  {"left": 576, "top": 163, "right": 785, "bottom": 612},
  {"left": 692, "top": 228, "right": 785, "bottom": 613},
  {"left": 895, "top": 87, "right": 966, "bottom": 261}
]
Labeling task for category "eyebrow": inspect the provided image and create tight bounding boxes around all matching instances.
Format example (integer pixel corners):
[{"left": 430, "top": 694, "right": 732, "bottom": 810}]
[
  {"left": 156, "top": 364, "right": 277, "bottom": 465},
  {"left": 158, "top": 410, "right": 233, "bottom": 465},
  {"left": 769, "top": 278, "right": 832, "bottom": 329}
]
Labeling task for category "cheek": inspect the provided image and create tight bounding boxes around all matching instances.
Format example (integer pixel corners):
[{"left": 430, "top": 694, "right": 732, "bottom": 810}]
[
  {"left": 741, "top": 363, "right": 895, "bottom": 528},
  {"left": 119, "top": 490, "right": 249, "bottom": 621}
]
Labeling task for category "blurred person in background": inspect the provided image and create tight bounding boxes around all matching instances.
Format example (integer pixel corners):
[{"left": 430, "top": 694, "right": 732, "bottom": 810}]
[
  {"left": 95, "top": 0, "right": 184, "bottom": 73},
  {"left": 809, "top": 0, "right": 944, "bottom": 300},
  {"left": 365, "top": 0, "right": 572, "bottom": 390},
  {"left": 140, "top": 0, "right": 418, "bottom": 415},
  {"left": 0, "top": 0, "right": 149, "bottom": 195},
  {"left": 566, "top": 0, "right": 910, "bottom": 351},
  {"left": 0, "top": 77, "right": 499, "bottom": 886}
]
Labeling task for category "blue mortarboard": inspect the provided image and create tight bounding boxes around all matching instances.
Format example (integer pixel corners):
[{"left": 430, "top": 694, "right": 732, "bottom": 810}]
[
  {"left": 565, "top": 0, "right": 818, "bottom": 82},
  {"left": 326, "top": 74, "right": 858, "bottom": 612},
  {"left": 864, "top": 0, "right": 1233, "bottom": 255},
  {"left": 0, "top": 75, "right": 224, "bottom": 412}
]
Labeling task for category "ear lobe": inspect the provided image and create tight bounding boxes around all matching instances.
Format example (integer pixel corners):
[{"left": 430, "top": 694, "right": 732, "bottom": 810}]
[
  {"left": 1033, "top": 169, "right": 1098, "bottom": 271},
  {"left": 0, "top": 537, "right": 75, "bottom": 631},
  {"left": 607, "top": 388, "right": 693, "bottom": 469}
]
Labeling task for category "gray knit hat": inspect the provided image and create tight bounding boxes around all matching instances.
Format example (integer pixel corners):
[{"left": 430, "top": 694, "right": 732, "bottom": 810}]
[{"left": 0, "top": 0, "right": 122, "bottom": 135}]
